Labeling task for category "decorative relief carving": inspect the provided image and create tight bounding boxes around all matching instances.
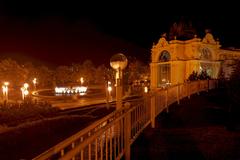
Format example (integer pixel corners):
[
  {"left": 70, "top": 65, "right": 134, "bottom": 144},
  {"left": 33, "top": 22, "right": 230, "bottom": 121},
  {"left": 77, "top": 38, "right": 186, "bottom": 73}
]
[
  {"left": 199, "top": 47, "right": 212, "bottom": 60},
  {"left": 151, "top": 33, "right": 169, "bottom": 52}
]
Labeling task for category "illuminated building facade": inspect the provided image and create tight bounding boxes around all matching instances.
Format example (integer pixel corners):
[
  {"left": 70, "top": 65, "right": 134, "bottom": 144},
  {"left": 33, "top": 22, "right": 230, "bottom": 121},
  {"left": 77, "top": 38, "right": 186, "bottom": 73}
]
[{"left": 150, "top": 30, "right": 240, "bottom": 90}]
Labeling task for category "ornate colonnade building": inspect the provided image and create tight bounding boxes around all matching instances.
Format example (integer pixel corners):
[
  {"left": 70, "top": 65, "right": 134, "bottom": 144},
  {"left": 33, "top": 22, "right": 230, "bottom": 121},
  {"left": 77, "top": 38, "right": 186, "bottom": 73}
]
[{"left": 150, "top": 30, "right": 240, "bottom": 90}]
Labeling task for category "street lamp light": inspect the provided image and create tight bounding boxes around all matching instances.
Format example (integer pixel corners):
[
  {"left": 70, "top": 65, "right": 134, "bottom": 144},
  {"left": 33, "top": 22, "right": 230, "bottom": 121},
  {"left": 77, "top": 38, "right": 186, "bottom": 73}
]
[
  {"left": 144, "top": 86, "right": 148, "bottom": 93},
  {"left": 107, "top": 81, "right": 112, "bottom": 102},
  {"left": 24, "top": 83, "right": 29, "bottom": 89},
  {"left": 80, "top": 77, "right": 84, "bottom": 86},
  {"left": 2, "top": 82, "right": 9, "bottom": 102},
  {"left": 33, "top": 78, "right": 37, "bottom": 90},
  {"left": 110, "top": 53, "right": 128, "bottom": 110},
  {"left": 21, "top": 83, "right": 29, "bottom": 100}
]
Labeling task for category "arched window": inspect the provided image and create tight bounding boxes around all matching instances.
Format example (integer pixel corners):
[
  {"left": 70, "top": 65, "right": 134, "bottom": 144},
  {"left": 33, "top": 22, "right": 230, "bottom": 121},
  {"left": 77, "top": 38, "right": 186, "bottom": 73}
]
[{"left": 159, "top": 50, "right": 171, "bottom": 62}]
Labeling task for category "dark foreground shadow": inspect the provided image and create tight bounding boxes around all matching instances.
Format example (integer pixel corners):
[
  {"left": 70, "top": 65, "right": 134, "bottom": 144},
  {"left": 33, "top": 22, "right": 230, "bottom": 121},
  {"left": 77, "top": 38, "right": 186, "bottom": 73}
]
[{"left": 131, "top": 90, "right": 240, "bottom": 160}]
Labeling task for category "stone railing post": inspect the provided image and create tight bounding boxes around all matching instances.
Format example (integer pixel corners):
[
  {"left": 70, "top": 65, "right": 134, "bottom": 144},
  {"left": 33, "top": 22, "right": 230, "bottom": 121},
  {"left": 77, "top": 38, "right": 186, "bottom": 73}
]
[
  {"left": 150, "top": 92, "right": 156, "bottom": 128},
  {"left": 124, "top": 102, "right": 131, "bottom": 160}
]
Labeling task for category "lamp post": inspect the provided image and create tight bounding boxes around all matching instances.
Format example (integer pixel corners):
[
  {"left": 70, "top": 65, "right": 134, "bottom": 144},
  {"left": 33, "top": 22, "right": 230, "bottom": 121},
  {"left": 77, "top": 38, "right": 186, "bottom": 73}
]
[
  {"left": 21, "top": 83, "right": 29, "bottom": 101},
  {"left": 32, "top": 78, "right": 37, "bottom": 90},
  {"left": 110, "top": 53, "right": 128, "bottom": 110},
  {"left": 144, "top": 86, "right": 148, "bottom": 93},
  {"left": 2, "top": 82, "right": 9, "bottom": 102},
  {"left": 107, "top": 81, "right": 112, "bottom": 102},
  {"left": 80, "top": 77, "right": 84, "bottom": 86}
]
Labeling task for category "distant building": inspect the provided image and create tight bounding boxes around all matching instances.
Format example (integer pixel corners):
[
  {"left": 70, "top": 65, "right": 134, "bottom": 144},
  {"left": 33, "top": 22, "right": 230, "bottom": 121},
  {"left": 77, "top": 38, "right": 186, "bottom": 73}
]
[{"left": 150, "top": 29, "right": 240, "bottom": 89}]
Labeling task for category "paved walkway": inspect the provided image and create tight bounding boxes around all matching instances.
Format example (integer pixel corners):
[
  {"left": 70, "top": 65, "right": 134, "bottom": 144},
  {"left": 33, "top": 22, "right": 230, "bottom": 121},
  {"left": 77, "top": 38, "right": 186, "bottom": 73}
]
[
  {"left": 131, "top": 90, "right": 240, "bottom": 160},
  {"left": 50, "top": 97, "right": 108, "bottom": 109}
]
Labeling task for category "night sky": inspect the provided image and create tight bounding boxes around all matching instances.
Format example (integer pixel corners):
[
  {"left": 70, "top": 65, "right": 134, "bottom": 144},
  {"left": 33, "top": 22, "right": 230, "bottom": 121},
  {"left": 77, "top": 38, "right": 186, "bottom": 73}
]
[{"left": 0, "top": 1, "right": 239, "bottom": 67}]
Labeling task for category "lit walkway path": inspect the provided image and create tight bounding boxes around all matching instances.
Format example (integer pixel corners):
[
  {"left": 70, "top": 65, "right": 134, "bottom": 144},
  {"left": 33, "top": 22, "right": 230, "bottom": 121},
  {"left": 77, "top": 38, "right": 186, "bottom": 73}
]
[
  {"left": 51, "top": 97, "right": 108, "bottom": 109},
  {"left": 131, "top": 90, "right": 240, "bottom": 160}
]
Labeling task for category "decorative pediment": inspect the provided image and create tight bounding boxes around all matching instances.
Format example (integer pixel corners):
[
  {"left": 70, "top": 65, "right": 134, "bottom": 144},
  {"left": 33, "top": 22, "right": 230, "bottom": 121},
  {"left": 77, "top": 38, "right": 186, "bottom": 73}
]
[
  {"left": 202, "top": 29, "right": 216, "bottom": 44},
  {"left": 152, "top": 33, "right": 169, "bottom": 52}
]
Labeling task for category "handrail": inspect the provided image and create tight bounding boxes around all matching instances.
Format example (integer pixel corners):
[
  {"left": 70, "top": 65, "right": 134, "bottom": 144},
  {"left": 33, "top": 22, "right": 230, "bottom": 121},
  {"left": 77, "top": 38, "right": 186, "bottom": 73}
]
[
  {"left": 33, "top": 98, "right": 145, "bottom": 160},
  {"left": 33, "top": 107, "right": 123, "bottom": 159},
  {"left": 33, "top": 79, "right": 218, "bottom": 160}
]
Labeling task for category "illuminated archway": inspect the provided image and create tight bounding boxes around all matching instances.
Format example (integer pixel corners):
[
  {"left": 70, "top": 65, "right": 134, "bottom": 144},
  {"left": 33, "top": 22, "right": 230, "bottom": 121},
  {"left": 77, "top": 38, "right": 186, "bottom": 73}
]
[{"left": 159, "top": 50, "right": 171, "bottom": 62}]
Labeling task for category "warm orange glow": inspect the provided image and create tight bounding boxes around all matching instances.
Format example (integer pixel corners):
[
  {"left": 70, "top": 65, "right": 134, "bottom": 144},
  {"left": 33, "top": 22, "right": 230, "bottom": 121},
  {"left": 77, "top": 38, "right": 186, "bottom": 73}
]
[
  {"left": 80, "top": 77, "right": 84, "bottom": 85},
  {"left": 107, "top": 81, "right": 112, "bottom": 101},
  {"left": 2, "top": 86, "right": 7, "bottom": 93},
  {"left": 107, "top": 81, "right": 112, "bottom": 92},
  {"left": 110, "top": 53, "right": 128, "bottom": 70},
  {"left": 2, "top": 82, "right": 9, "bottom": 101},
  {"left": 33, "top": 78, "right": 37, "bottom": 84},
  {"left": 144, "top": 86, "right": 148, "bottom": 93},
  {"left": 21, "top": 87, "right": 25, "bottom": 100},
  {"left": 24, "top": 83, "right": 29, "bottom": 89},
  {"left": 24, "top": 90, "right": 29, "bottom": 96},
  {"left": 21, "top": 83, "right": 29, "bottom": 100},
  {"left": 108, "top": 86, "right": 112, "bottom": 92},
  {"left": 116, "top": 70, "right": 119, "bottom": 79}
]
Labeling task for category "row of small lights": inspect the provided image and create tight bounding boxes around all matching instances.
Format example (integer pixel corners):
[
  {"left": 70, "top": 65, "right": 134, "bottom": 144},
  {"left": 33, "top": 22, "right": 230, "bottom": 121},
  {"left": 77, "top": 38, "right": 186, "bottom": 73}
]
[
  {"left": 2, "top": 77, "right": 88, "bottom": 101},
  {"left": 2, "top": 78, "right": 37, "bottom": 101},
  {"left": 55, "top": 86, "right": 88, "bottom": 94},
  {"left": 2, "top": 75, "right": 149, "bottom": 103},
  {"left": 55, "top": 77, "right": 87, "bottom": 95}
]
